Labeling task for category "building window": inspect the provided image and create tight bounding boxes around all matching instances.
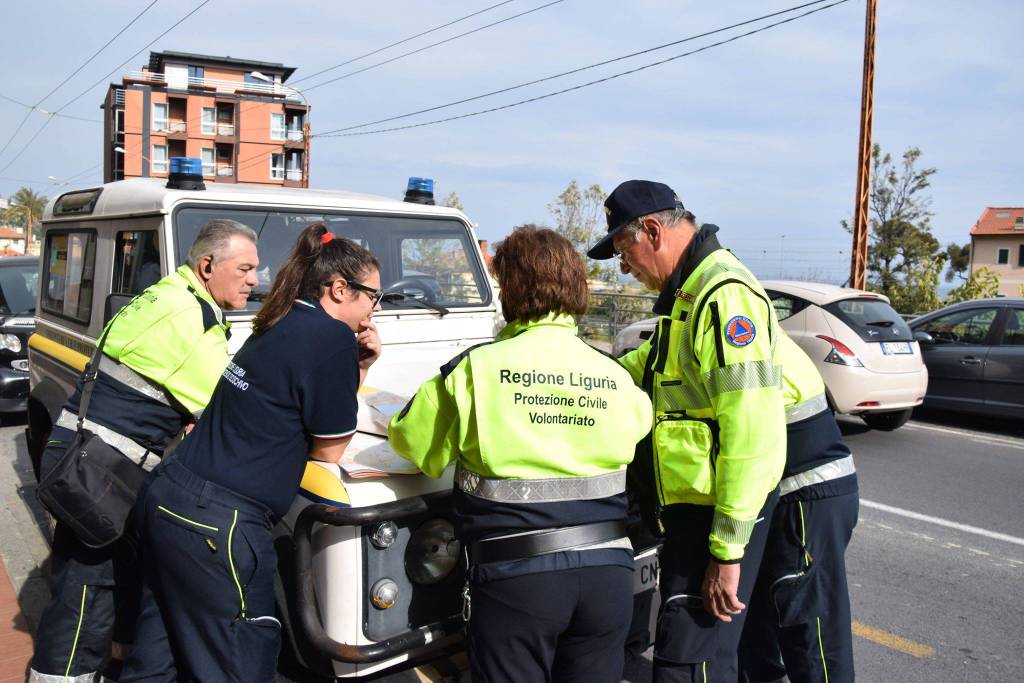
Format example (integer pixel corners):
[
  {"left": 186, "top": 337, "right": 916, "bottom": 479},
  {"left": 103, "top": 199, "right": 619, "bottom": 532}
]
[
  {"left": 42, "top": 231, "right": 97, "bottom": 323},
  {"left": 152, "top": 102, "right": 168, "bottom": 131},
  {"left": 997, "top": 248, "right": 1009, "bottom": 265},
  {"left": 286, "top": 151, "right": 303, "bottom": 180},
  {"left": 113, "top": 231, "right": 161, "bottom": 295},
  {"left": 201, "top": 107, "right": 216, "bottom": 135},
  {"left": 201, "top": 148, "right": 215, "bottom": 176},
  {"left": 270, "top": 113, "right": 286, "bottom": 140},
  {"left": 244, "top": 71, "right": 261, "bottom": 85},
  {"left": 152, "top": 144, "right": 168, "bottom": 173},
  {"left": 287, "top": 113, "right": 304, "bottom": 141},
  {"left": 188, "top": 65, "right": 205, "bottom": 84},
  {"left": 1019, "top": 244, "right": 1024, "bottom": 267},
  {"left": 270, "top": 153, "right": 284, "bottom": 180}
]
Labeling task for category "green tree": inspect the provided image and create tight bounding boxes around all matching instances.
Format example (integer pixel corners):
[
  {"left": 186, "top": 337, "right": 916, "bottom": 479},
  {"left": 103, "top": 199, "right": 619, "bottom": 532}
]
[
  {"left": 843, "top": 146, "right": 941, "bottom": 311},
  {"left": 8, "top": 187, "right": 47, "bottom": 244},
  {"left": 944, "top": 267, "right": 1000, "bottom": 304},
  {"left": 944, "top": 242, "right": 971, "bottom": 283},
  {"left": 548, "top": 180, "right": 608, "bottom": 279},
  {"left": 441, "top": 191, "right": 464, "bottom": 212}
]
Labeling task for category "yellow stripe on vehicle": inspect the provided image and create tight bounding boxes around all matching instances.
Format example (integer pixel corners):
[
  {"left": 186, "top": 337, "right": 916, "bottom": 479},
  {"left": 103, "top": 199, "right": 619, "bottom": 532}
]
[
  {"left": 28, "top": 333, "right": 90, "bottom": 373},
  {"left": 228, "top": 509, "right": 246, "bottom": 617},
  {"left": 157, "top": 505, "right": 219, "bottom": 532}
]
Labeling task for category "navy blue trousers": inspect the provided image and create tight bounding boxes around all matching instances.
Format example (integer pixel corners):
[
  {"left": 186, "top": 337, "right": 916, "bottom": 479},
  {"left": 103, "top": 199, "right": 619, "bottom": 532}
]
[
  {"left": 653, "top": 492, "right": 778, "bottom": 683},
  {"left": 738, "top": 485, "right": 859, "bottom": 683},
  {"left": 32, "top": 426, "right": 143, "bottom": 679},
  {"left": 468, "top": 564, "right": 633, "bottom": 683},
  {"left": 119, "top": 461, "right": 280, "bottom": 683}
]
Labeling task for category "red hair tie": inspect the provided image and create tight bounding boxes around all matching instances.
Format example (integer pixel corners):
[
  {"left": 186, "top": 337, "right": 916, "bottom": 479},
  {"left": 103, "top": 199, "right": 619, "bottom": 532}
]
[{"left": 321, "top": 232, "right": 335, "bottom": 245}]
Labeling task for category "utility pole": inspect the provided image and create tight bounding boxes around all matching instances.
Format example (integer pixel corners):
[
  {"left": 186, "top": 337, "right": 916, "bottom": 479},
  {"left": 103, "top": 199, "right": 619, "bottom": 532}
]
[{"left": 849, "top": 0, "right": 877, "bottom": 290}]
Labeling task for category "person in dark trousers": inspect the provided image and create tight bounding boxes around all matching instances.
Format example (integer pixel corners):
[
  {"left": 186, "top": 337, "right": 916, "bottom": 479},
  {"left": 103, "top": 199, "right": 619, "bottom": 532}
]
[
  {"left": 590, "top": 180, "right": 787, "bottom": 683},
  {"left": 118, "top": 224, "right": 381, "bottom": 682},
  {"left": 389, "top": 228, "right": 653, "bottom": 683},
  {"left": 31, "top": 219, "right": 259, "bottom": 683},
  {"left": 738, "top": 334, "right": 858, "bottom": 683}
]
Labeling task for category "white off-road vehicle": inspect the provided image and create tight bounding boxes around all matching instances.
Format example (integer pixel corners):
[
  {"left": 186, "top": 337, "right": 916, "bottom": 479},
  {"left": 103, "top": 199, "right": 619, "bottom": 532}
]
[{"left": 28, "top": 172, "right": 659, "bottom": 680}]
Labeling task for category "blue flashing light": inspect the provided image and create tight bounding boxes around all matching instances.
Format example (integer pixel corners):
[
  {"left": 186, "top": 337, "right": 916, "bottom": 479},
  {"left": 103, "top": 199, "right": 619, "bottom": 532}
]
[
  {"left": 170, "top": 157, "right": 203, "bottom": 176},
  {"left": 406, "top": 177, "right": 434, "bottom": 194}
]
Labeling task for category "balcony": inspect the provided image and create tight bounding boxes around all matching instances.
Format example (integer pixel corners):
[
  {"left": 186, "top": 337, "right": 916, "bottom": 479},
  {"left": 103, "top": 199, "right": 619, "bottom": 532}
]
[
  {"left": 286, "top": 129, "right": 304, "bottom": 142},
  {"left": 168, "top": 121, "right": 187, "bottom": 133},
  {"left": 124, "top": 70, "right": 303, "bottom": 102},
  {"left": 286, "top": 169, "right": 302, "bottom": 181},
  {"left": 216, "top": 123, "right": 235, "bottom": 137},
  {"left": 216, "top": 166, "right": 234, "bottom": 177}
]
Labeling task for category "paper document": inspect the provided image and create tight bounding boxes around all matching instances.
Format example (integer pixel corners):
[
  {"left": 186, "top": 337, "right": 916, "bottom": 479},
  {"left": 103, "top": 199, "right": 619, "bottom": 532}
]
[
  {"left": 340, "top": 432, "right": 421, "bottom": 479},
  {"left": 357, "top": 386, "right": 411, "bottom": 436}
]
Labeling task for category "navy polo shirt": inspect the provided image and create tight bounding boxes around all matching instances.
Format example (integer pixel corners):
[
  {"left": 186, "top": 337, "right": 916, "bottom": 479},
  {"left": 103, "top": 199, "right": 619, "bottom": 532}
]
[{"left": 176, "top": 299, "right": 360, "bottom": 518}]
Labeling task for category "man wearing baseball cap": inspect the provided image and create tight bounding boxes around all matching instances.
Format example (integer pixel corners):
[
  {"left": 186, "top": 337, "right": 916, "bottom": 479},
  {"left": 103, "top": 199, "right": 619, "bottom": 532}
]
[{"left": 590, "top": 180, "right": 786, "bottom": 682}]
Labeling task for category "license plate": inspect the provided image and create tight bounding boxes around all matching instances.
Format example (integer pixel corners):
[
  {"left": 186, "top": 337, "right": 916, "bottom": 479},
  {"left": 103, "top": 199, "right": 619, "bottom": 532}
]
[
  {"left": 633, "top": 547, "right": 660, "bottom": 593},
  {"left": 881, "top": 341, "right": 913, "bottom": 355}
]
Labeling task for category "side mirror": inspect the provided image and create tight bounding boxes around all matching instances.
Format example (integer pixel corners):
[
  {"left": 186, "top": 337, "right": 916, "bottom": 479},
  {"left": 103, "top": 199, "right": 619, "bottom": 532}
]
[
  {"left": 104, "top": 293, "right": 134, "bottom": 325},
  {"left": 913, "top": 330, "right": 934, "bottom": 345}
]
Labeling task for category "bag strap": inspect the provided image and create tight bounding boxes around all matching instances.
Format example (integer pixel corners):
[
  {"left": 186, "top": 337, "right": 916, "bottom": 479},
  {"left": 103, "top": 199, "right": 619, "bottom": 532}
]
[{"left": 77, "top": 300, "right": 133, "bottom": 429}]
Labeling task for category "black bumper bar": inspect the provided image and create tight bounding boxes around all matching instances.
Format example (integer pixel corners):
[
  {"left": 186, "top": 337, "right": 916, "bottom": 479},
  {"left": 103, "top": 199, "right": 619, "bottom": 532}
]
[{"left": 292, "top": 494, "right": 463, "bottom": 665}]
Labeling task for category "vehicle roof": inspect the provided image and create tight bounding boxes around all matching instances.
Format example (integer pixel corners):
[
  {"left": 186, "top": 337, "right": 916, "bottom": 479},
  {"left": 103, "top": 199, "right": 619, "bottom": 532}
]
[
  {"left": 761, "top": 279, "right": 891, "bottom": 306},
  {"left": 43, "top": 178, "right": 470, "bottom": 223},
  {"left": 912, "top": 297, "right": 1024, "bottom": 321},
  {"left": 0, "top": 255, "right": 38, "bottom": 266}
]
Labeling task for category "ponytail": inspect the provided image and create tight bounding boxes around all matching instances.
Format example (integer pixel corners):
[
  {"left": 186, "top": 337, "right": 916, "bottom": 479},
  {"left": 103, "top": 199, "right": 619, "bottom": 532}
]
[{"left": 252, "top": 223, "right": 380, "bottom": 335}]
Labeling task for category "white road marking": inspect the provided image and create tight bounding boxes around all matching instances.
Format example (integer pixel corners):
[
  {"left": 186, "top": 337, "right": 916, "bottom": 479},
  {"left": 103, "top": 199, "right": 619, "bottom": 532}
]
[
  {"left": 860, "top": 499, "right": 1024, "bottom": 548},
  {"left": 904, "top": 421, "right": 1024, "bottom": 451}
]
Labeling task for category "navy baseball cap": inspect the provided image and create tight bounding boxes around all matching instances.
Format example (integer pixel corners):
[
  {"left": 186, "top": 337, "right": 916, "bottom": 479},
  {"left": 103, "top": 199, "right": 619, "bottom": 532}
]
[{"left": 587, "top": 180, "right": 684, "bottom": 260}]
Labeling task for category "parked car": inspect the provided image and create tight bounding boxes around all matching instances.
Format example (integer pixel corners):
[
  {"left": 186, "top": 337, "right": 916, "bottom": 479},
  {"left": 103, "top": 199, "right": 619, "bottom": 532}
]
[
  {"left": 908, "top": 297, "right": 1024, "bottom": 420},
  {"left": 0, "top": 255, "right": 37, "bottom": 413},
  {"left": 613, "top": 280, "right": 929, "bottom": 431}
]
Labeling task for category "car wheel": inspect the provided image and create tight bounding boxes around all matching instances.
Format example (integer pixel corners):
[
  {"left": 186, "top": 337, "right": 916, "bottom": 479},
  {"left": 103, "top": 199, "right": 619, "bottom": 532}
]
[{"left": 861, "top": 409, "right": 913, "bottom": 431}]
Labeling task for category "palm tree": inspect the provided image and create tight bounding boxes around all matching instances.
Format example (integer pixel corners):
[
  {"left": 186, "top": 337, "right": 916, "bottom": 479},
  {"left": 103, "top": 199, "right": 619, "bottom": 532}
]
[{"left": 9, "top": 187, "right": 48, "bottom": 250}]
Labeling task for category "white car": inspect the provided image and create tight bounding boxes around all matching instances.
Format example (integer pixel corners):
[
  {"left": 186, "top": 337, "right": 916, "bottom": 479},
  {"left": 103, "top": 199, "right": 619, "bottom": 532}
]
[{"left": 613, "top": 280, "right": 928, "bottom": 431}]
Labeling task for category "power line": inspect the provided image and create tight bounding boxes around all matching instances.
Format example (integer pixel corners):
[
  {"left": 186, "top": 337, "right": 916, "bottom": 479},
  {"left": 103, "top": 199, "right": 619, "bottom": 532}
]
[
  {"left": 291, "top": 0, "right": 517, "bottom": 85},
  {"left": 0, "top": 0, "right": 213, "bottom": 176},
  {"left": 304, "top": 0, "right": 566, "bottom": 93},
  {"left": 0, "top": 93, "right": 102, "bottom": 123},
  {"left": 316, "top": 0, "right": 850, "bottom": 139},
  {"left": 317, "top": 0, "right": 839, "bottom": 136},
  {"left": 0, "top": 1, "right": 158, "bottom": 162}
]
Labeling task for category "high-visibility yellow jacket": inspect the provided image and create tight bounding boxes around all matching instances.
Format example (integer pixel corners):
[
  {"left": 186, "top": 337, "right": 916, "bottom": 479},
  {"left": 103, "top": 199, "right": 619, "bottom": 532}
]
[
  {"left": 389, "top": 313, "right": 653, "bottom": 542},
  {"left": 619, "top": 226, "right": 785, "bottom": 561}
]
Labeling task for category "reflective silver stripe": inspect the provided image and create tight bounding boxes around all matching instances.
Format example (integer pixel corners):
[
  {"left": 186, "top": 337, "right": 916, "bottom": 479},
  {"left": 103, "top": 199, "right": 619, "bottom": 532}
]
[
  {"left": 702, "top": 359, "right": 782, "bottom": 398},
  {"left": 779, "top": 455, "right": 856, "bottom": 496},
  {"left": 455, "top": 465, "right": 626, "bottom": 503},
  {"left": 658, "top": 380, "right": 711, "bottom": 412},
  {"left": 710, "top": 510, "right": 757, "bottom": 549},
  {"left": 28, "top": 669, "right": 97, "bottom": 683},
  {"left": 56, "top": 410, "right": 157, "bottom": 471},
  {"left": 785, "top": 393, "right": 829, "bottom": 424},
  {"left": 98, "top": 355, "right": 172, "bottom": 407}
]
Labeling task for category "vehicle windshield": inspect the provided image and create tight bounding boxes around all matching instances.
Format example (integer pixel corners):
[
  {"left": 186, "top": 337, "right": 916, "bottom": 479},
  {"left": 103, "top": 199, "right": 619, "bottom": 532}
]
[
  {"left": 174, "top": 207, "right": 490, "bottom": 315},
  {"left": 0, "top": 262, "right": 39, "bottom": 316},
  {"left": 824, "top": 297, "right": 913, "bottom": 342}
]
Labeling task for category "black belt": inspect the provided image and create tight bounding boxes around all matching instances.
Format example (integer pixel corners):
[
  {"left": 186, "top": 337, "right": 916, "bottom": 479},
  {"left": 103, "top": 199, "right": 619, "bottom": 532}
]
[{"left": 469, "top": 521, "right": 627, "bottom": 565}]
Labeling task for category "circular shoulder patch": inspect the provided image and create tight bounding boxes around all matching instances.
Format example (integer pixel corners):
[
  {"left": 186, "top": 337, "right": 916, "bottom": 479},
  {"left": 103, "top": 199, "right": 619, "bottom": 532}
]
[{"left": 725, "top": 315, "right": 756, "bottom": 347}]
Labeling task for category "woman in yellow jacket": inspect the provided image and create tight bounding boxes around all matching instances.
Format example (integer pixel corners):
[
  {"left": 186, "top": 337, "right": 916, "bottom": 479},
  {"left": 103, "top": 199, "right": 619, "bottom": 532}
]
[{"left": 390, "top": 227, "right": 653, "bottom": 683}]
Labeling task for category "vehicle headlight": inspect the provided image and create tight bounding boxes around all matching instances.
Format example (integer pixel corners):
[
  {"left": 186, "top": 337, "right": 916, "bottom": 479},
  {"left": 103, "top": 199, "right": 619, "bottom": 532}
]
[
  {"left": 404, "top": 518, "right": 461, "bottom": 585},
  {"left": 0, "top": 334, "right": 21, "bottom": 353}
]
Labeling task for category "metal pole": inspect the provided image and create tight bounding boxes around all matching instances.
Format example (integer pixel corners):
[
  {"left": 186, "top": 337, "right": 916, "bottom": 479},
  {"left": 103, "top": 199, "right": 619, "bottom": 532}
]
[{"left": 850, "top": 0, "right": 877, "bottom": 290}]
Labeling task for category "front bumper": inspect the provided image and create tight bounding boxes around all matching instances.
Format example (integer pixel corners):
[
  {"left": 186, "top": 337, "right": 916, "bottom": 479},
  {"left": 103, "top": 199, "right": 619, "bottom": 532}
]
[{"left": 0, "top": 366, "right": 29, "bottom": 412}]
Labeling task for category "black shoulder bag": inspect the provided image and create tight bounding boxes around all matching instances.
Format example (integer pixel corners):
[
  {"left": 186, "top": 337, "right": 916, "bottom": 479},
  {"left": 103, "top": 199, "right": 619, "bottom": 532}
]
[{"left": 37, "top": 320, "right": 153, "bottom": 548}]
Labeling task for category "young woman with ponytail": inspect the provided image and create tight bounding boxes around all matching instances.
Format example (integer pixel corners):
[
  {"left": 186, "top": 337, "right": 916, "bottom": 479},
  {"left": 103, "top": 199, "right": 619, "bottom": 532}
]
[{"left": 120, "top": 224, "right": 383, "bottom": 682}]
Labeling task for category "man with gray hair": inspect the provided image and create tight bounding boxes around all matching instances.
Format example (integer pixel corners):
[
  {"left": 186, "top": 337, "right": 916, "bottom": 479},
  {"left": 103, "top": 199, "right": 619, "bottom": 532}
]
[{"left": 31, "top": 219, "right": 259, "bottom": 682}]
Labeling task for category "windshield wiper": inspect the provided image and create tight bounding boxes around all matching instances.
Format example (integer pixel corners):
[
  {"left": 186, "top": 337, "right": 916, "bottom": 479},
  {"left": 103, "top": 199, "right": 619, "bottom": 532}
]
[
  {"left": 247, "top": 292, "right": 268, "bottom": 302},
  {"left": 865, "top": 320, "right": 895, "bottom": 327},
  {"left": 381, "top": 292, "right": 449, "bottom": 316}
]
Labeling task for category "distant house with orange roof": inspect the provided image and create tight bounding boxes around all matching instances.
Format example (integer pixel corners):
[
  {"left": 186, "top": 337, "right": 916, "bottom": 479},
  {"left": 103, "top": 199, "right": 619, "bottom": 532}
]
[
  {"left": 969, "top": 207, "right": 1024, "bottom": 296},
  {"left": 0, "top": 227, "right": 27, "bottom": 255}
]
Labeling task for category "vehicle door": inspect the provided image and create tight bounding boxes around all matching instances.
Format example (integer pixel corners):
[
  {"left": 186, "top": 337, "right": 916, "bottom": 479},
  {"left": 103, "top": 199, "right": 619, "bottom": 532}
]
[
  {"left": 913, "top": 306, "right": 1000, "bottom": 409},
  {"left": 983, "top": 307, "right": 1024, "bottom": 418}
]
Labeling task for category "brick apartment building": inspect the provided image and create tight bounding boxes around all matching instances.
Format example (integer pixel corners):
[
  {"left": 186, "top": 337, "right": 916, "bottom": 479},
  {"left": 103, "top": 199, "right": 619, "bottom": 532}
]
[
  {"left": 102, "top": 51, "right": 311, "bottom": 187},
  {"left": 969, "top": 207, "right": 1024, "bottom": 297}
]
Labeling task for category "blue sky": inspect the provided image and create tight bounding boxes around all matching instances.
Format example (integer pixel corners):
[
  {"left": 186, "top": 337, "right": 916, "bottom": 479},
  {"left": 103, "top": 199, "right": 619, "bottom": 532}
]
[{"left": 1, "top": 1, "right": 1021, "bottom": 283}]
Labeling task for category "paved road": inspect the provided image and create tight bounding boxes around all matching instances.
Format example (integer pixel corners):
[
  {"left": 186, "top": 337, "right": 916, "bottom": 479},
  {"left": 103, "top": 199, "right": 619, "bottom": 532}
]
[{"left": 3, "top": 407, "right": 1022, "bottom": 682}]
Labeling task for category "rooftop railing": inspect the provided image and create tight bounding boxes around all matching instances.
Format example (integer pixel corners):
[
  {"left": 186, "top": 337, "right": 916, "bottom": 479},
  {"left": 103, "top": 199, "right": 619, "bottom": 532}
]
[{"left": 124, "top": 70, "right": 303, "bottom": 102}]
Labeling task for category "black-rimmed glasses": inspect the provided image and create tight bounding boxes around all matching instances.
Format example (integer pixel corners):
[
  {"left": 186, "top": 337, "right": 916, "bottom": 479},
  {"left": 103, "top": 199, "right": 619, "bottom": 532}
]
[{"left": 324, "top": 279, "right": 384, "bottom": 306}]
